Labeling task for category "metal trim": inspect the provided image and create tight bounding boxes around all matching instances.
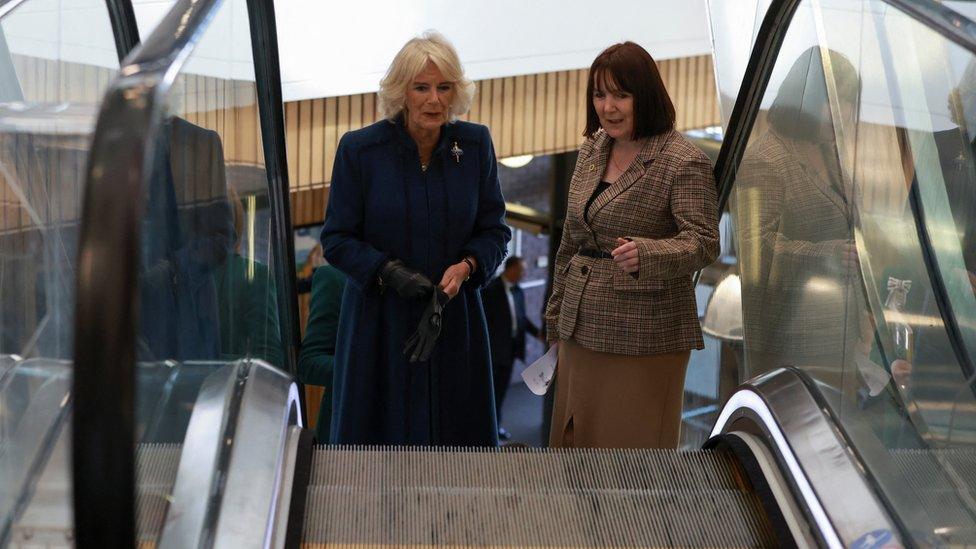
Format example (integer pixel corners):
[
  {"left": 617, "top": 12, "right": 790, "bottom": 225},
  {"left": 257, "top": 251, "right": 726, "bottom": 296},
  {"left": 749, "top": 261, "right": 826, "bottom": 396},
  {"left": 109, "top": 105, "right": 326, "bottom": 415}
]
[
  {"left": 270, "top": 425, "right": 304, "bottom": 549},
  {"left": 244, "top": 0, "right": 302, "bottom": 389},
  {"left": 212, "top": 361, "right": 300, "bottom": 549},
  {"left": 71, "top": 0, "right": 224, "bottom": 546},
  {"left": 158, "top": 363, "right": 244, "bottom": 549},
  {"left": 0, "top": 0, "right": 28, "bottom": 20},
  {"left": 710, "top": 368, "right": 903, "bottom": 548},
  {"left": 104, "top": 0, "right": 139, "bottom": 62}
]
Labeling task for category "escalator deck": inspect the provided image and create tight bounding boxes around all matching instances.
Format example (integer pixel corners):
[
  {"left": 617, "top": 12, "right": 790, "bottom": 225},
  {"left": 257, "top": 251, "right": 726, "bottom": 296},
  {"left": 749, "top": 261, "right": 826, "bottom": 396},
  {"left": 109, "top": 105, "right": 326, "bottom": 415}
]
[{"left": 302, "top": 446, "right": 777, "bottom": 547}]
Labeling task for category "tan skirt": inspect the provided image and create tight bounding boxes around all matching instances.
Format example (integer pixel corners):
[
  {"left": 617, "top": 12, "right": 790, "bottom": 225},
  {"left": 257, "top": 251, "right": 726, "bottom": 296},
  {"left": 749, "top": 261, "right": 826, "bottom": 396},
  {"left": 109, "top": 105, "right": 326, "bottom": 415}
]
[{"left": 548, "top": 338, "right": 690, "bottom": 449}]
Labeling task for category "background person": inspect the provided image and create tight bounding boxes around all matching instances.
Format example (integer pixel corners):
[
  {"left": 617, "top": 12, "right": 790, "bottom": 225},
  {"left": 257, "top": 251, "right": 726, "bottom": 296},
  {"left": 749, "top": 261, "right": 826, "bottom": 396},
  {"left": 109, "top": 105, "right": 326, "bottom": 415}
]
[
  {"left": 544, "top": 42, "right": 719, "bottom": 449},
  {"left": 483, "top": 256, "right": 540, "bottom": 440},
  {"left": 297, "top": 263, "right": 345, "bottom": 443},
  {"left": 321, "top": 31, "right": 510, "bottom": 446}
]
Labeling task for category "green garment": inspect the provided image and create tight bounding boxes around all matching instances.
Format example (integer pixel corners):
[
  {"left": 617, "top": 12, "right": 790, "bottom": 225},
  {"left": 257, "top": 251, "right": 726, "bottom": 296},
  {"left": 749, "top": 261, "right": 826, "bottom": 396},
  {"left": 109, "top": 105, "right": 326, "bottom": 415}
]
[
  {"left": 298, "top": 265, "right": 345, "bottom": 442},
  {"left": 214, "top": 253, "right": 283, "bottom": 368}
]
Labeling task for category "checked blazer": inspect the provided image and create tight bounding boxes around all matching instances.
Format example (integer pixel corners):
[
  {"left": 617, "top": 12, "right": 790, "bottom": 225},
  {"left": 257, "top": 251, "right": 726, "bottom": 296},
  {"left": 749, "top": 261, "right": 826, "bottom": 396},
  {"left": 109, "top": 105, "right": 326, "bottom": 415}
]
[{"left": 544, "top": 129, "right": 719, "bottom": 356}]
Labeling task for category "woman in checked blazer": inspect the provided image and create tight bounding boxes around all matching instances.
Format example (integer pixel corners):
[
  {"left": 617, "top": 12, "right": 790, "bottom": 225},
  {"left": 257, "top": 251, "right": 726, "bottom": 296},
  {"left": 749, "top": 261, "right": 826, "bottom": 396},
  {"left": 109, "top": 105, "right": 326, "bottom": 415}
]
[{"left": 545, "top": 42, "right": 719, "bottom": 449}]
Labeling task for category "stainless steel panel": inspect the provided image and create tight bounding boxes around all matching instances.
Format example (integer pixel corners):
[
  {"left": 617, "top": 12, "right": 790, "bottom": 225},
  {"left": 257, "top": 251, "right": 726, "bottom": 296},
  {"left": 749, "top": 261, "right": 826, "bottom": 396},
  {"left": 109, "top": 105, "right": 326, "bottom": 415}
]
[
  {"left": 711, "top": 368, "right": 903, "bottom": 548},
  {"left": 159, "top": 363, "right": 241, "bottom": 549},
  {"left": 212, "top": 360, "right": 299, "bottom": 549}
]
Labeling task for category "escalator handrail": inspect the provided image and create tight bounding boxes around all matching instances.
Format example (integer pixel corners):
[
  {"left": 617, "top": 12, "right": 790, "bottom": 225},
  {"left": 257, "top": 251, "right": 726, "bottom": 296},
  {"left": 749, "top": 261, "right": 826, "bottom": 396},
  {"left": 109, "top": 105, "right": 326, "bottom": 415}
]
[
  {"left": 884, "top": 0, "right": 976, "bottom": 55},
  {"left": 714, "top": 0, "right": 976, "bottom": 209},
  {"left": 710, "top": 367, "right": 906, "bottom": 548},
  {"left": 244, "top": 0, "right": 303, "bottom": 401},
  {"left": 105, "top": 0, "right": 140, "bottom": 63},
  {"left": 711, "top": 0, "right": 804, "bottom": 210},
  {"left": 71, "top": 0, "right": 224, "bottom": 546}
]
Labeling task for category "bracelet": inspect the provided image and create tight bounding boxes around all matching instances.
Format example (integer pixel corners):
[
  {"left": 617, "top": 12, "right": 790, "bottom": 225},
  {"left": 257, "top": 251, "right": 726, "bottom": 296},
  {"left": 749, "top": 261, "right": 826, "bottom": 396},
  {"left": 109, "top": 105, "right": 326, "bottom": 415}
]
[{"left": 461, "top": 257, "right": 475, "bottom": 281}]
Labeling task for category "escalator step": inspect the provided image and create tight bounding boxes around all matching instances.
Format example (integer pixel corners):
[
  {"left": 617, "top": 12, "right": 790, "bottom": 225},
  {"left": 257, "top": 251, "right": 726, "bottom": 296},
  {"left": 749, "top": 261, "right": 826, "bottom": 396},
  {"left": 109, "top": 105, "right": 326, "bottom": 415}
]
[
  {"left": 302, "top": 447, "right": 776, "bottom": 547},
  {"left": 136, "top": 443, "right": 182, "bottom": 543}
]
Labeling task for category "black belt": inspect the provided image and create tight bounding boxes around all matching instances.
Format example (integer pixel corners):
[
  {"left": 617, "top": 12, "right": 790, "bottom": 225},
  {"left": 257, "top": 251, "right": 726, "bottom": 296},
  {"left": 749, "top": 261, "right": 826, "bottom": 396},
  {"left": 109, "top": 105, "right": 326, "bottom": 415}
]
[{"left": 577, "top": 247, "right": 612, "bottom": 259}]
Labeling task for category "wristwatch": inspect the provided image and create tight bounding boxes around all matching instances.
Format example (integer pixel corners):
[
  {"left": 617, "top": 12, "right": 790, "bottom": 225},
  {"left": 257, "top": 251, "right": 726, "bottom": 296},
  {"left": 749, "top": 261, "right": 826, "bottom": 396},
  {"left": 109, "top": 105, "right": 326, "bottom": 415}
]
[{"left": 461, "top": 257, "right": 475, "bottom": 281}]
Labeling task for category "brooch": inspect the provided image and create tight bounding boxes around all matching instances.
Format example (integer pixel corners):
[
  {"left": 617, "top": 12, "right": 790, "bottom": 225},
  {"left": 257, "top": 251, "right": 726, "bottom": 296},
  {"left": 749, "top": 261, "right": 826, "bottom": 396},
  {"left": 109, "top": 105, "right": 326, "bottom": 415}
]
[{"left": 451, "top": 141, "right": 463, "bottom": 163}]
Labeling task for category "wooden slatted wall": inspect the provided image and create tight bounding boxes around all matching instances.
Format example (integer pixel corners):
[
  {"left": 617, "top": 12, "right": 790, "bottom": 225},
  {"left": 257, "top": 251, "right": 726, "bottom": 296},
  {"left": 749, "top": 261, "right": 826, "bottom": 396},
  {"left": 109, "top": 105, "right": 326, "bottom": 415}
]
[{"left": 287, "top": 53, "right": 720, "bottom": 226}]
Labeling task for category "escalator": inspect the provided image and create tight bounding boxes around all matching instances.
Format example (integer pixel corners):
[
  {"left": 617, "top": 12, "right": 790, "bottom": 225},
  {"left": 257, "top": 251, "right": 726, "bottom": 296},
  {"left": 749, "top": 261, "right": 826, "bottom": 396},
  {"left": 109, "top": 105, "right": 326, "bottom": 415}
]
[
  {"left": 300, "top": 447, "right": 777, "bottom": 547},
  {"left": 4, "top": 0, "right": 976, "bottom": 547}
]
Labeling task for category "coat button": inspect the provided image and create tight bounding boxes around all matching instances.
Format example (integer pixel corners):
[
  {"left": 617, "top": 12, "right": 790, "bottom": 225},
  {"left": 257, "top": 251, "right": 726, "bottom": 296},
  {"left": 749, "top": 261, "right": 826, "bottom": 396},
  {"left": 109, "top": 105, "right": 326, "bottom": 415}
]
[{"left": 581, "top": 265, "right": 589, "bottom": 275}]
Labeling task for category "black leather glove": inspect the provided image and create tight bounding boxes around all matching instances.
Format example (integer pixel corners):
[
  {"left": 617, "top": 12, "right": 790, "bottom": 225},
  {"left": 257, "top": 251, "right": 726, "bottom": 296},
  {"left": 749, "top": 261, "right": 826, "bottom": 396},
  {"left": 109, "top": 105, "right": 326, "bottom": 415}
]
[
  {"left": 403, "top": 289, "right": 450, "bottom": 362},
  {"left": 380, "top": 259, "right": 434, "bottom": 301}
]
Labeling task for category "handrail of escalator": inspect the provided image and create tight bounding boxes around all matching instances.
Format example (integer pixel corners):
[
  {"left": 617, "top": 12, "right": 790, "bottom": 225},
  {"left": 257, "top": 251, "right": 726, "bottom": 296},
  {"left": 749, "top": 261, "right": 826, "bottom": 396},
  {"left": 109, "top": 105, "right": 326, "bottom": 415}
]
[
  {"left": 104, "top": 0, "right": 140, "bottom": 63},
  {"left": 245, "top": 0, "right": 304, "bottom": 420},
  {"left": 711, "top": 0, "right": 803, "bottom": 210},
  {"left": 71, "top": 1, "right": 223, "bottom": 546},
  {"left": 710, "top": 367, "right": 908, "bottom": 548}
]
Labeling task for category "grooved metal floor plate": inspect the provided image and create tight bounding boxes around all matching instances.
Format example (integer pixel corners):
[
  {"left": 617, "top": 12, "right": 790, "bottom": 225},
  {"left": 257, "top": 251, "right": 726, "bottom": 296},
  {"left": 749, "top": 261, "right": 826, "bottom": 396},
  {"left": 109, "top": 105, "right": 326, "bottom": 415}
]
[
  {"left": 302, "top": 446, "right": 776, "bottom": 548},
  {"left": 137, "top": 443, "right": 182, "bottom": 543}
]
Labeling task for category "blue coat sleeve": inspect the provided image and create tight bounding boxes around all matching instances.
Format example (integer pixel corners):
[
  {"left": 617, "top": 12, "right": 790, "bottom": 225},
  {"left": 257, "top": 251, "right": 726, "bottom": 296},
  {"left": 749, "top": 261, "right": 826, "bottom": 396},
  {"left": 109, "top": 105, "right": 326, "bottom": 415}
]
[
  {"left": 320, "top": 135, "right": 390, "bottom": 293},
  {"left": 460, "top": 126, "right": 511, "bottom": 287}
]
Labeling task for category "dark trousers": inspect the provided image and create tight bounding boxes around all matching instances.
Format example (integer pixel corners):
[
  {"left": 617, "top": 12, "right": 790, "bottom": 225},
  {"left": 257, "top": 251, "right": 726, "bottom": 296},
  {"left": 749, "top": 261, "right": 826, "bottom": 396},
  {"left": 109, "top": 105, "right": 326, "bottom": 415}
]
[{"left": 492, "top": 341, "right": 517, "bottom": 423}]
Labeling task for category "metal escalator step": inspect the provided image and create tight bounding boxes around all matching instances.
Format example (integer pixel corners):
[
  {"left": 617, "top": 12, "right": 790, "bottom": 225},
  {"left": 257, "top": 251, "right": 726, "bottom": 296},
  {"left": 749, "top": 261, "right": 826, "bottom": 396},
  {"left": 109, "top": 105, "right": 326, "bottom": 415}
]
[
  {"left": 302, "top": 447, "right": 775, "bottom": 547},
  {"left": 308, "top": 447, "right": 745, "bottom": 492},
  {"left": 890, "top": 449, "right": 976, "bottom": 544},
  {"left": 9, "top": 442, "right": 181, "bottom": 548},
  {"left": 136, "top": 443, "right": 182, "bottom": 543}
]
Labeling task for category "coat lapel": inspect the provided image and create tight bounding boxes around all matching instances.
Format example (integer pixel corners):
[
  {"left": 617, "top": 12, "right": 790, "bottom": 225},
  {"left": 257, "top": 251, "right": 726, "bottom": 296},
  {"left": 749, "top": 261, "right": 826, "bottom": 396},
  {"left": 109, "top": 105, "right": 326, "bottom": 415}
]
[
  {"left": 573, "top": 131, "right": 611, "bottom": 229},
  {"left": 587, "top": 130, "right": 674, "bottom": 223}
]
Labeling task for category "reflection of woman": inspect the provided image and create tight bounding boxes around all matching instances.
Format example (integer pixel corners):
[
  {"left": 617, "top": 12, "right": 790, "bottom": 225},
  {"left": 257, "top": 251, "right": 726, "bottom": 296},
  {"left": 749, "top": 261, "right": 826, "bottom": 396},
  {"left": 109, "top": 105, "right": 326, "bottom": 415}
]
[
  {"left": 734, "top": 47, "right": 861, "bottom": 385},
  {"left": 321, "top": 32, "right": 510, "bottom": 446},
  {"left": 214, "top": 186, "right": 282, "bottom": 368},
  {"left": 544, "top": 42, "right": 719, "bottom": 449}
]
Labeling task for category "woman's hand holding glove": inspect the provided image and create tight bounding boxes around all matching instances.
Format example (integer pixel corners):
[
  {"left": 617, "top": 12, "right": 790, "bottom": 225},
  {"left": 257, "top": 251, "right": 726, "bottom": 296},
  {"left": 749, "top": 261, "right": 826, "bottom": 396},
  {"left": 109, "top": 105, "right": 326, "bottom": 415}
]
[
  {"left": 403, "top": 289, "right": 450, "bottom": 362},
  {"left": 380, "top": 259, "right": 435, "bottom": 301}
]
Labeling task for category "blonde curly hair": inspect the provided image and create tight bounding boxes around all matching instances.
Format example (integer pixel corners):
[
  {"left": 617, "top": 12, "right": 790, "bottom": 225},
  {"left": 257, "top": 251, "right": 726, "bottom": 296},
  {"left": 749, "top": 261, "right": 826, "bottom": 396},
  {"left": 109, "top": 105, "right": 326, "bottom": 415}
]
[{"left": 377, "top": 31, "right": 475, "bottom": 121}]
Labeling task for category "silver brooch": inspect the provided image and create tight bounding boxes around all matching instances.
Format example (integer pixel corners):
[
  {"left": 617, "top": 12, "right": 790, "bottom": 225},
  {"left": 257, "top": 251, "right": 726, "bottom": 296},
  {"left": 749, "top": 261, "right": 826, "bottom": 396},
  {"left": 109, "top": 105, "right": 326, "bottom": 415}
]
[{"left": 451, "top": 141, "right": 463, "bottom": 163}]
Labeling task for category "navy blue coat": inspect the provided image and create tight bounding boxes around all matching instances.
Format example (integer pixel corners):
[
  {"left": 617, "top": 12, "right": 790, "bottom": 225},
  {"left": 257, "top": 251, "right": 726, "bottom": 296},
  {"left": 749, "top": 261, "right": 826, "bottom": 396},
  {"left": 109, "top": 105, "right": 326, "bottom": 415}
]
[{"left": 321, "top": 117, "right": 511, "bottom": 446}]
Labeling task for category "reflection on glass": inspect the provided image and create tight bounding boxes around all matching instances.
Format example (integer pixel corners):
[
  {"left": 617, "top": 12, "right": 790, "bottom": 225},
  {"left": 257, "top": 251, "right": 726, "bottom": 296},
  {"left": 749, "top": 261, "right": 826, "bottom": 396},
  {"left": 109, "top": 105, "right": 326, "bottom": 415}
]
[
  {"left": 135, "top": 0, "right": 282, "bottom": 445},
  {"left": 723, "top": 0, "right": 976, "bottom": 542},
  {"left": 0, "top": 0, "right": 120, "bottom": 542}
]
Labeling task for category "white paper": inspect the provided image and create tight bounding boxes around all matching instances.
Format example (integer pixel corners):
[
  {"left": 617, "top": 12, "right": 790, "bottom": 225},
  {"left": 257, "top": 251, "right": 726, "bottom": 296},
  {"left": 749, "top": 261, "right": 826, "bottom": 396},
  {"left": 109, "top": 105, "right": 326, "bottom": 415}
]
[
  {"left": 855, "top": 353, "right": 891, "bottom": 397},
  {"left": 521, "top": 345, "right": 558, "bottom": 396}
]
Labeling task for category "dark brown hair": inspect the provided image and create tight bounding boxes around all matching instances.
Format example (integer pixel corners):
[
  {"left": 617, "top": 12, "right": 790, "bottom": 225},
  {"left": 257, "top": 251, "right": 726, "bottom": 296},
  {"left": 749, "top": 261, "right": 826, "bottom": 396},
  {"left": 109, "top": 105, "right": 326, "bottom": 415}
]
[{"left": 584, "top": 42, "right": 675, "bottom": 139}]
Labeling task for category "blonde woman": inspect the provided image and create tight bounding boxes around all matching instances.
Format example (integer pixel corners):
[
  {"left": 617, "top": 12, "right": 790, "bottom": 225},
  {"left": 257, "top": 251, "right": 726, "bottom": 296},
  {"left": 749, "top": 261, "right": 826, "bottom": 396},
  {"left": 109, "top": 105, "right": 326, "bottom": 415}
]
[{"left": 321, "top": 32, "right": 510, "bottom": 446}]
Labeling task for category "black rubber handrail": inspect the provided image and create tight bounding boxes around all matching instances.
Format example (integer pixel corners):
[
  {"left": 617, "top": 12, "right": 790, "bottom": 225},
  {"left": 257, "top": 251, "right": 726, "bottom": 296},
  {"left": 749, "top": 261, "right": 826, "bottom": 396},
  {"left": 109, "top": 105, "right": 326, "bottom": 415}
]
[
  {"left": 72, "top": 0, "right": 222, "bottom": 546},
  {"left": 245, "top": 0, "right": 302, "bottom": 393},
  {"left": 105, "top": 0, "right": 139, "bottom": 62},
  {"left": 712, "top": 0, "right": 803, "bottom": 210}
]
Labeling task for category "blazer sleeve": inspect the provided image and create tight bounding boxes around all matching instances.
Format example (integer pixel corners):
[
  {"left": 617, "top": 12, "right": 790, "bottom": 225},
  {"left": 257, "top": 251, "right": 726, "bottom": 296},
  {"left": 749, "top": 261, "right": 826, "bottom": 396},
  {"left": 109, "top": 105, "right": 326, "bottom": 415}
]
[
  {"left": 320, "top": 134, "right": 390, "bottom": 293},
  {"left": 544, "top": 224, "right": 575, "bottom": 344},
  {"left": 297, "top": 267, "right": 344, "bottom": 386},
  {"left": 543, "top": 147, "right": 590, "bottom": 343},
  {"left": 459, "top": 125, "right": 511, "bottom": 288},
  {"left": 627, "top": 153, "right": 719, "bottom": 279}
]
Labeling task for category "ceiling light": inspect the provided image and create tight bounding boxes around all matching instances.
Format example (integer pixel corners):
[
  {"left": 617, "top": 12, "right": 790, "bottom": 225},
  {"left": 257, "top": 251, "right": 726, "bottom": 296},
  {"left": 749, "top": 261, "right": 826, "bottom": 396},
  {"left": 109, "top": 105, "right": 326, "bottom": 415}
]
[{"left": 499, "top": 155, "right": 534, "bottom": 169}]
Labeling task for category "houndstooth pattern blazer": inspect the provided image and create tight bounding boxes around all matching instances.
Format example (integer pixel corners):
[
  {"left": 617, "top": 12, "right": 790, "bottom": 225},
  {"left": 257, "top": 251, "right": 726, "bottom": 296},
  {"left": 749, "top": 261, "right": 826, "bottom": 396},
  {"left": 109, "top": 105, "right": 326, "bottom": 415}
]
[{"left": 544, "top": 129, "right": 719, "bottom": 356}]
